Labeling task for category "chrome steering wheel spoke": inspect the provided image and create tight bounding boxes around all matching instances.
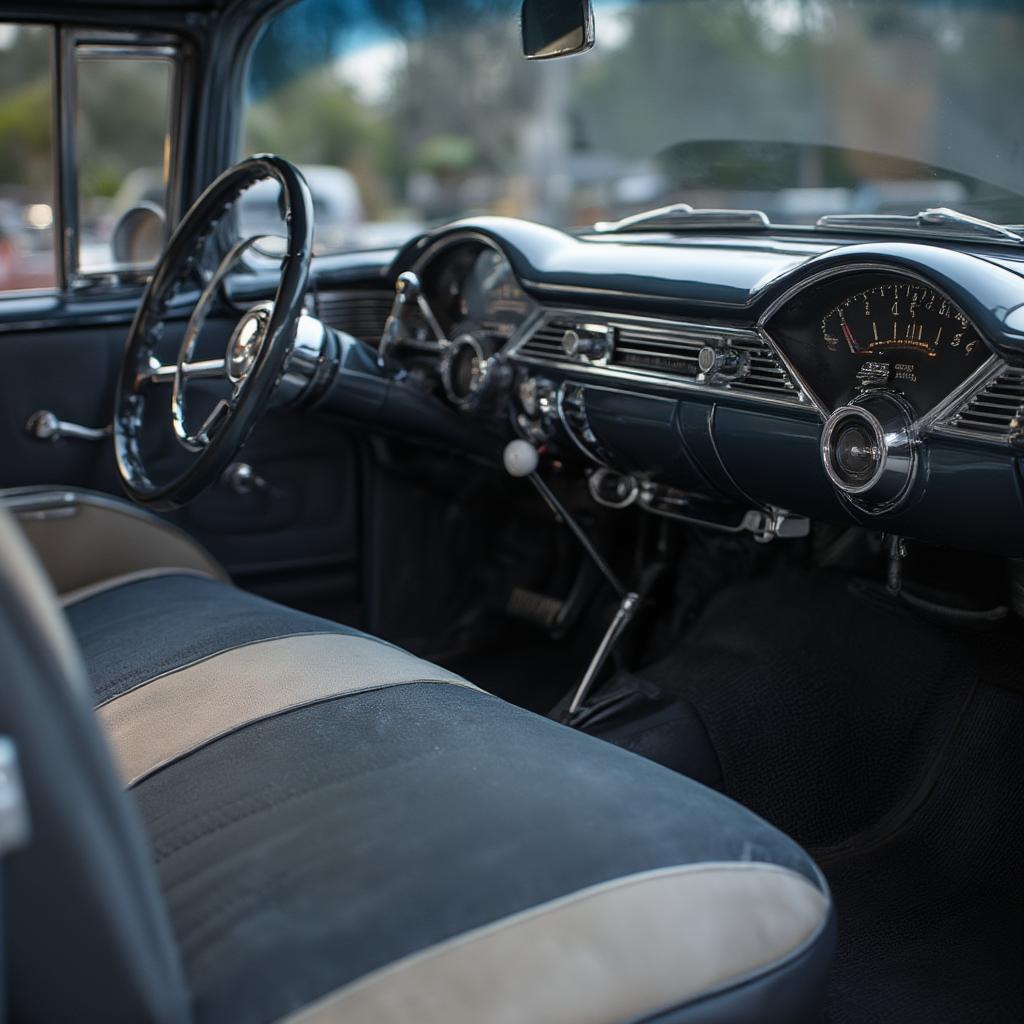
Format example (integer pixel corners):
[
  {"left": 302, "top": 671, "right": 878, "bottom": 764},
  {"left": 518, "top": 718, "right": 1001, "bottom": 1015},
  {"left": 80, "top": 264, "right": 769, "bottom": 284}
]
[
  {"left": 171, "top": 236, "right": 263, "bottom": 451},
  {"left": 146, "top": 358, "right": 227, "bottom": 386}
]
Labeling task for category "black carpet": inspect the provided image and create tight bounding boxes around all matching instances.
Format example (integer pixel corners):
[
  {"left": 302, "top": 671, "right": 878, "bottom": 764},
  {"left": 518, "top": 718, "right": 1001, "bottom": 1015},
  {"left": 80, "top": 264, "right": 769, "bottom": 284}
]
[{"left": 636, "top": 569, "right": 1024, "bottom": 1024}]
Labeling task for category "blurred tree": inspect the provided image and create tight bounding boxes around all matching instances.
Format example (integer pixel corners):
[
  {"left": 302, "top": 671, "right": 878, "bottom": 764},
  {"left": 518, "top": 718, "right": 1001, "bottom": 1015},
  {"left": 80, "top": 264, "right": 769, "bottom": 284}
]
[{"left": 0, "top": 25, "right": 51, "bottom": 190}]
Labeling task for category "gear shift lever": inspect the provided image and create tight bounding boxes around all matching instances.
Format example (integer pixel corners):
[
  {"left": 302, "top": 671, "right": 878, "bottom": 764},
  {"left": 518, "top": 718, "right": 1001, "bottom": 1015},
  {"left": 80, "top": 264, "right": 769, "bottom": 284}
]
[{"left": 503, "top": 440, "right": 640, "bottom": 718}]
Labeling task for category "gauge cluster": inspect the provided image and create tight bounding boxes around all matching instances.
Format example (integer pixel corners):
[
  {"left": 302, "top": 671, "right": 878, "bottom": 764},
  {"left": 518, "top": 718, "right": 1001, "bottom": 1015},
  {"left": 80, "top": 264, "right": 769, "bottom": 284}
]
[
  {"left": 419, "top": 240, "right": 536, "bottom": 343},
  {"left": 387, "top": 237, "right": 538, "bottom": 410},
  {"left": 764, "top": 271, "right": 992, "bottom": 416}
]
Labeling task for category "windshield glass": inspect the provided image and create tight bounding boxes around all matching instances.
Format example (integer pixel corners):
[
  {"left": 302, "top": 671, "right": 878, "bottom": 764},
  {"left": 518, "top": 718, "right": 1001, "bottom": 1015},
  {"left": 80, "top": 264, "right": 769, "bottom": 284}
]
[{"left": 242, "top": 0, "right": 1024, "bottom": 254}]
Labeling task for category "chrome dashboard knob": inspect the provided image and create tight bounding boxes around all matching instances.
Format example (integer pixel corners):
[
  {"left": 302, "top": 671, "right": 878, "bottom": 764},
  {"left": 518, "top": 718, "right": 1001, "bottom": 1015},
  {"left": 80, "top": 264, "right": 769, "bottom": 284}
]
[
  {"left": 697, "top": 344, "right": 745, "bottom": 380},
  {"left": 821, "top": 392, "right": 917, "bottom": 513},
  {"left": 561, "top": 324, "right": 612, "bottom": 361}
]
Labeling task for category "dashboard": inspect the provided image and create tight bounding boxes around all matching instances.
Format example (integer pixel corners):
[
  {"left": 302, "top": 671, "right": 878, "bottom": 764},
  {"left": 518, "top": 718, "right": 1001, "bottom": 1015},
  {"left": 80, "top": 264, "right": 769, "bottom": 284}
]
[{"left": 371, "top": 219, "right": 1024, "bottom": 555}]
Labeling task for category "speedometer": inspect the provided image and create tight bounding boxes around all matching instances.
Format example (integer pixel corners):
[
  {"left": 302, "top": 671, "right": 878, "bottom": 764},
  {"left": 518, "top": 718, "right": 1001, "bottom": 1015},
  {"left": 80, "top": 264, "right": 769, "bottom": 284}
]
[
  {"left": 823, "top": 280, "right": 981, "bottom": 359},
  {"left": 766, "top": 272, "right": 991, "bottom": 414}
]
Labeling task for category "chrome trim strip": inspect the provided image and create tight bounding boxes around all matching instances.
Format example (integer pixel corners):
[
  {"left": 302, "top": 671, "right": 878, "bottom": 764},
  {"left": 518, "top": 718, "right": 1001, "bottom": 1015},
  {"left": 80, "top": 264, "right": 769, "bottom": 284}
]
[
  {"left": 58, "top": 29, "right": 184, "bottom": 291},
  {"left": 411, "top": 230, "right": 515, "bottom": 275},
  {"left": 917, "top": 355, "right": 1005, "bottom": 435}
]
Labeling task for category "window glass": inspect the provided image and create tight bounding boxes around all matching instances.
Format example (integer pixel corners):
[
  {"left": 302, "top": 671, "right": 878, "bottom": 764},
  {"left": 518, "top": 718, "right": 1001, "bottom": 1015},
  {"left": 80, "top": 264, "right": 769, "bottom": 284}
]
[
  {"left": 242, "top": 0, "right": 1024, "bottom": 256},
  {"left": 0, "top": 24, "right": 55, "bottom": 292},
  {"left": 77, "top": 51, "right": 173, "bottom": 272}
]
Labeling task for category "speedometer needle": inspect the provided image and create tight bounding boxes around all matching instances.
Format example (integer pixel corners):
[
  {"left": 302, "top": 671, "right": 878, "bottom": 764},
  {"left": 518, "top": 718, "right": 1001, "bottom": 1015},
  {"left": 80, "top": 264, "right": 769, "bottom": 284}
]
[{"left": 841, "top": 322, "right": 857, "bottom": 351}]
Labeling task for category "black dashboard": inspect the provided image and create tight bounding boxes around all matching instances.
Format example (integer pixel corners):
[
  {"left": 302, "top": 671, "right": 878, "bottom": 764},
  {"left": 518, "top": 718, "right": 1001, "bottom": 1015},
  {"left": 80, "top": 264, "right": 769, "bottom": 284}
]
[{"left": 329, "top": 217, "right": 1024, "bottom": 555}]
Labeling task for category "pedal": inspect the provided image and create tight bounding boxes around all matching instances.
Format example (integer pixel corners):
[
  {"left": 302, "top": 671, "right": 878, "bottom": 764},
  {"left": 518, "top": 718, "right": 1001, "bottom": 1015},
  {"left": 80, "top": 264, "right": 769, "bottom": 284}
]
[{"left": 506, "top": 587, "right": 565, "bottom": 629}]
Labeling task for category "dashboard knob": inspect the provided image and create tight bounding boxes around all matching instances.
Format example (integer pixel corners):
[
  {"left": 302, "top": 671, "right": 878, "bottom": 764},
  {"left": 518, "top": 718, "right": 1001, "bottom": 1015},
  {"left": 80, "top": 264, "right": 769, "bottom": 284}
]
[
  {"left": 561, "top": 325, "right": 612, "bottom": 361},
  {"left": 697, "top": 345, "right": 744, "bottom": 379}
]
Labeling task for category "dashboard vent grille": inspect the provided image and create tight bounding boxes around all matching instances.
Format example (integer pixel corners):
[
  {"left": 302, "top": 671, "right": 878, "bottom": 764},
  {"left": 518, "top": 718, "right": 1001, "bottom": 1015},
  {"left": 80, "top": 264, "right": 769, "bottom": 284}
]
[
  {"left": 514, "top": 313, "right": 801, "bottom": 403},
  {"left": 722, "top": 336, "right": 801, "bottom": 399},
  {"left": 945, "top": 367, "right": 1024, "bottom": 440},
  {"left": 608, "top": 322, "right": 706, "bottom": 377},
  {"left": 312, "top": 290, "right": 392, "bottom": 347},
  {"left": 520, "top": 319, "right": 576, "bottom": 361}
]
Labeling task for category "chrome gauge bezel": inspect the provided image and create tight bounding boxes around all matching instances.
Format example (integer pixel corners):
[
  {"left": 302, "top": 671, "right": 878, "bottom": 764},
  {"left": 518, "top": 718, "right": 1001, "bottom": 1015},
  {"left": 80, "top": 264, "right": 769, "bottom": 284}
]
[
  {"left": 820, "top": 391, "right": 919, "bottom": 514},
  {"left": 441, "top": 333, "right": 491, "bottom": 407},
  {"left": 759, "top": 261, "right": 1002, "bottom": 436},
  {"left": 820, "top": 404, "right": 889, "bottom": 496}
]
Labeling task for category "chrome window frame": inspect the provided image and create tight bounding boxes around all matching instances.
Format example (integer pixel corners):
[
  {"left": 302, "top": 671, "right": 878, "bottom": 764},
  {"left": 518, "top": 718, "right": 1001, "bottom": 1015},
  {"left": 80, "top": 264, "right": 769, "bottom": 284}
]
[{"left": 55, "top": 27, "right": 188, "bottom": 293}]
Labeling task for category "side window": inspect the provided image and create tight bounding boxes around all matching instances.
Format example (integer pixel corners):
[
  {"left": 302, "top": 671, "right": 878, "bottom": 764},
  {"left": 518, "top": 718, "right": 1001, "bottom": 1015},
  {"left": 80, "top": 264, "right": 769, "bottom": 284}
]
[
  {"left": 73, "top": 42, "right": 176, "bottom": 277},
  {"left": 0, "top": 24, "right": 56, "bottom": 293},
  {"left": 0, "top": 26, "right": 180, "bottom": 297}
]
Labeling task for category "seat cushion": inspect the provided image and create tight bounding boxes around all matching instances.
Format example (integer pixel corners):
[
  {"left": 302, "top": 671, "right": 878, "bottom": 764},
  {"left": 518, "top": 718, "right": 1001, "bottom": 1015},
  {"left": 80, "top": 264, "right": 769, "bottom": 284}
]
[
  {"left": 132, "top": 685, "right": 833, "bottom": 1024},
  {"left": 69, "top": 572, "right": 835, "bottom": 1024}
]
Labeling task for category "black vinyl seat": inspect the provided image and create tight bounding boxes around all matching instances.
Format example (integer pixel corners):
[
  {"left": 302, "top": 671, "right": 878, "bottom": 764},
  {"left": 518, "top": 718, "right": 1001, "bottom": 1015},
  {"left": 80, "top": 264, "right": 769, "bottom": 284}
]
[{"left": 0, "top": 507, "right": 835, "bottom": 1024}]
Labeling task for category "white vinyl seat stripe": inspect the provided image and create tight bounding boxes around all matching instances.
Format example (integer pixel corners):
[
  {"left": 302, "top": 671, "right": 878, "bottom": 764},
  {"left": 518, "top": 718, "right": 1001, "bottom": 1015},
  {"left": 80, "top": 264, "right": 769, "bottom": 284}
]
[
  {"left": 279, "top": 862, "right": 830, "bottom": 1024},
  {"left": 96, "top": 632, "right": 474, "bottom": 786}
]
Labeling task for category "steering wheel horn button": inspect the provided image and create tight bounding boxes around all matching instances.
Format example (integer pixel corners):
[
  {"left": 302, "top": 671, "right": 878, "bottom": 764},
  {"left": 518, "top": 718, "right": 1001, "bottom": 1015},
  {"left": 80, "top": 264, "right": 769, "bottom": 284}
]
[{"left": 227, "top": 302, "right": 273, "bottom": 384}]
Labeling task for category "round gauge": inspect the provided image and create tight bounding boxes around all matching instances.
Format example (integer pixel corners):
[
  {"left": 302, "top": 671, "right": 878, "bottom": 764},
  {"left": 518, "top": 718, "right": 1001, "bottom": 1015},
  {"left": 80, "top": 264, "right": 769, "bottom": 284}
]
[
  {"left": 462, "top": 248, "right": 534, "bottom": 341},
  {"left": 441, "top": 333, "right": 497, "bottom": 407},
  {"left": 822, "top": 281, "right": 982, "bottom": 361},
  {"left": 767, "top": 273, "right": 991, "bottom": 414},
  {"left": 418, "top": 240, "right": 536, "bottom": 342}
]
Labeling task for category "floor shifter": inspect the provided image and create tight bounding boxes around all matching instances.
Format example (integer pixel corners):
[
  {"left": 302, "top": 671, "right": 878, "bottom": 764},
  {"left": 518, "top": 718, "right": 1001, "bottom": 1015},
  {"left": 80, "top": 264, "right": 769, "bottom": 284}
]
[{"left": 503, "top": 440, "right": 641, "bottom": 720}]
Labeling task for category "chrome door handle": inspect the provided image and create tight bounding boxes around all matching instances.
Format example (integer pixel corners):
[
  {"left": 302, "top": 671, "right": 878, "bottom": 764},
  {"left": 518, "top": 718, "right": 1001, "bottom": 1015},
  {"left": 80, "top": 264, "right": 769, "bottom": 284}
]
[{"left": 25, "top": 410, "right": 111, "bottom": 443}]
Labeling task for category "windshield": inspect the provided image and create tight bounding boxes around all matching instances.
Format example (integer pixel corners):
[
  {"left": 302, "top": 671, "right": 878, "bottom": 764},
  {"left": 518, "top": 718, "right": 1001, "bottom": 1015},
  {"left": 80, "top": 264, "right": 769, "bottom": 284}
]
[{"left": 242, "top": 0, "right": 1024, "bottom": 254}]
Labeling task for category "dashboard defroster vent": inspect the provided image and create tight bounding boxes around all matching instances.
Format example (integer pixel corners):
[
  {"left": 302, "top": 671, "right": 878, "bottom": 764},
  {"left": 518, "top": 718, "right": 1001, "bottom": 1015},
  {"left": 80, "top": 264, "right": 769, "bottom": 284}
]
[
  {"left": 941, "top": 366, "right": 1024, "bottom": 441},
  {"left": 512, "top": 311, "right": 803, "bottom": 406}
]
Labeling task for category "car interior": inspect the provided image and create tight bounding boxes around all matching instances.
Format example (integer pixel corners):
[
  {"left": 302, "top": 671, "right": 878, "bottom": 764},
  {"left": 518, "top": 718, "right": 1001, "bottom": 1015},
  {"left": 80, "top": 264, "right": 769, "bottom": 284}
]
[{"left": 0, "top": 1, "right": 1022, "bottom": 1022}]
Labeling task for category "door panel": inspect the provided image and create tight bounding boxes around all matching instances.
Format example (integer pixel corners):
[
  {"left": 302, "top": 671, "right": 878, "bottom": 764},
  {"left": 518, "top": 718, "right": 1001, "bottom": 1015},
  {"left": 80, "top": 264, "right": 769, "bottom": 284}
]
[{"left": 0, "top": 313, "right": 363, "bottom": 622}]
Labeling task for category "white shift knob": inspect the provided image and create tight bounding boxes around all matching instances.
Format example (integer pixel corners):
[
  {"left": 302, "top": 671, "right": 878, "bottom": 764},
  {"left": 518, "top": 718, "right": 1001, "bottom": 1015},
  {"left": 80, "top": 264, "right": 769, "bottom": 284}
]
[{"left": 503, "top": 439, "right": 539, "bottom": 478}]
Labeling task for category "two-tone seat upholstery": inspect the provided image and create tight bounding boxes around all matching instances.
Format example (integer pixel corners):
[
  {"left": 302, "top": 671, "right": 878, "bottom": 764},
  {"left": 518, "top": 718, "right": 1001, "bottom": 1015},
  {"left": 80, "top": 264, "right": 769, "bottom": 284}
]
[{"left": 0, "top": 504, "right": 836, "bottom": 1023}]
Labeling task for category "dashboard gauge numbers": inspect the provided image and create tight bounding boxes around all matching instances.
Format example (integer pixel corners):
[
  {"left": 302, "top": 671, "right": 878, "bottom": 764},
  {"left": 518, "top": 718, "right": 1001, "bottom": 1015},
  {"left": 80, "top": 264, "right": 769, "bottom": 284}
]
[
  {"left": 821, "top": 281, "right": 979, "bottom": 365},
  {"left": 767, "top": 272, "right": 991, "bottom": 415}
]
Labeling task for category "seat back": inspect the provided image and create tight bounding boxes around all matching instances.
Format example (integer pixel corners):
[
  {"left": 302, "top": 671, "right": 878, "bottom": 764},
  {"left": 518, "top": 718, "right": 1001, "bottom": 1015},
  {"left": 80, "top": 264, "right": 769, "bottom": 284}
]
[{"left": 0, "top": 509, "right": 189, "bottom": 1023}]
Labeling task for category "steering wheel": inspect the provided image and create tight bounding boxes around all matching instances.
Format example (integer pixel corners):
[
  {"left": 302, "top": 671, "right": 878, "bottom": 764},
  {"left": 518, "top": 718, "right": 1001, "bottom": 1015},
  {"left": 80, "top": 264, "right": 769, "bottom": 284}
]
[{"left": 114, "top": 155, "right": 314, "bottom": 510}]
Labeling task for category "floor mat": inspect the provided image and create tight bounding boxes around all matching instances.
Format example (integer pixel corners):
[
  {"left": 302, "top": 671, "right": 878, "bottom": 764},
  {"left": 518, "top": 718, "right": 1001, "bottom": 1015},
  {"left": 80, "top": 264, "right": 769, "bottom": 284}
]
[
  {"left": 638, "top": 569, "right": 1024, "bottom": 1024},
  {"left": 819, "top": 682, "right": 1024, "bottom": 1024}
]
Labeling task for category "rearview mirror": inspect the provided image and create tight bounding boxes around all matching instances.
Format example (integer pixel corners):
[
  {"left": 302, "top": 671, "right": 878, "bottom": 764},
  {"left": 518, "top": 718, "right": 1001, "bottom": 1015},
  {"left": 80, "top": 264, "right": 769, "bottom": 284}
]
[{"left": 521, "top": 0, "right": 594, "bottom": 60}]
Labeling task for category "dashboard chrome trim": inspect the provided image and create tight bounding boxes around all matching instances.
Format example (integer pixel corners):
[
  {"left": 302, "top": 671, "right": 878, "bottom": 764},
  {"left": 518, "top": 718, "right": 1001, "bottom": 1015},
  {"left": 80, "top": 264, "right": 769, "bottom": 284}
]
[
  {"left": 917, "top": 355, "right": 1007, "bottom": 440},
  {"left": 410, "top": 229, "right": 511, "bottom": 276},
  {"left": 508, "top": 307, "right": 809, "bottom": 411}
]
